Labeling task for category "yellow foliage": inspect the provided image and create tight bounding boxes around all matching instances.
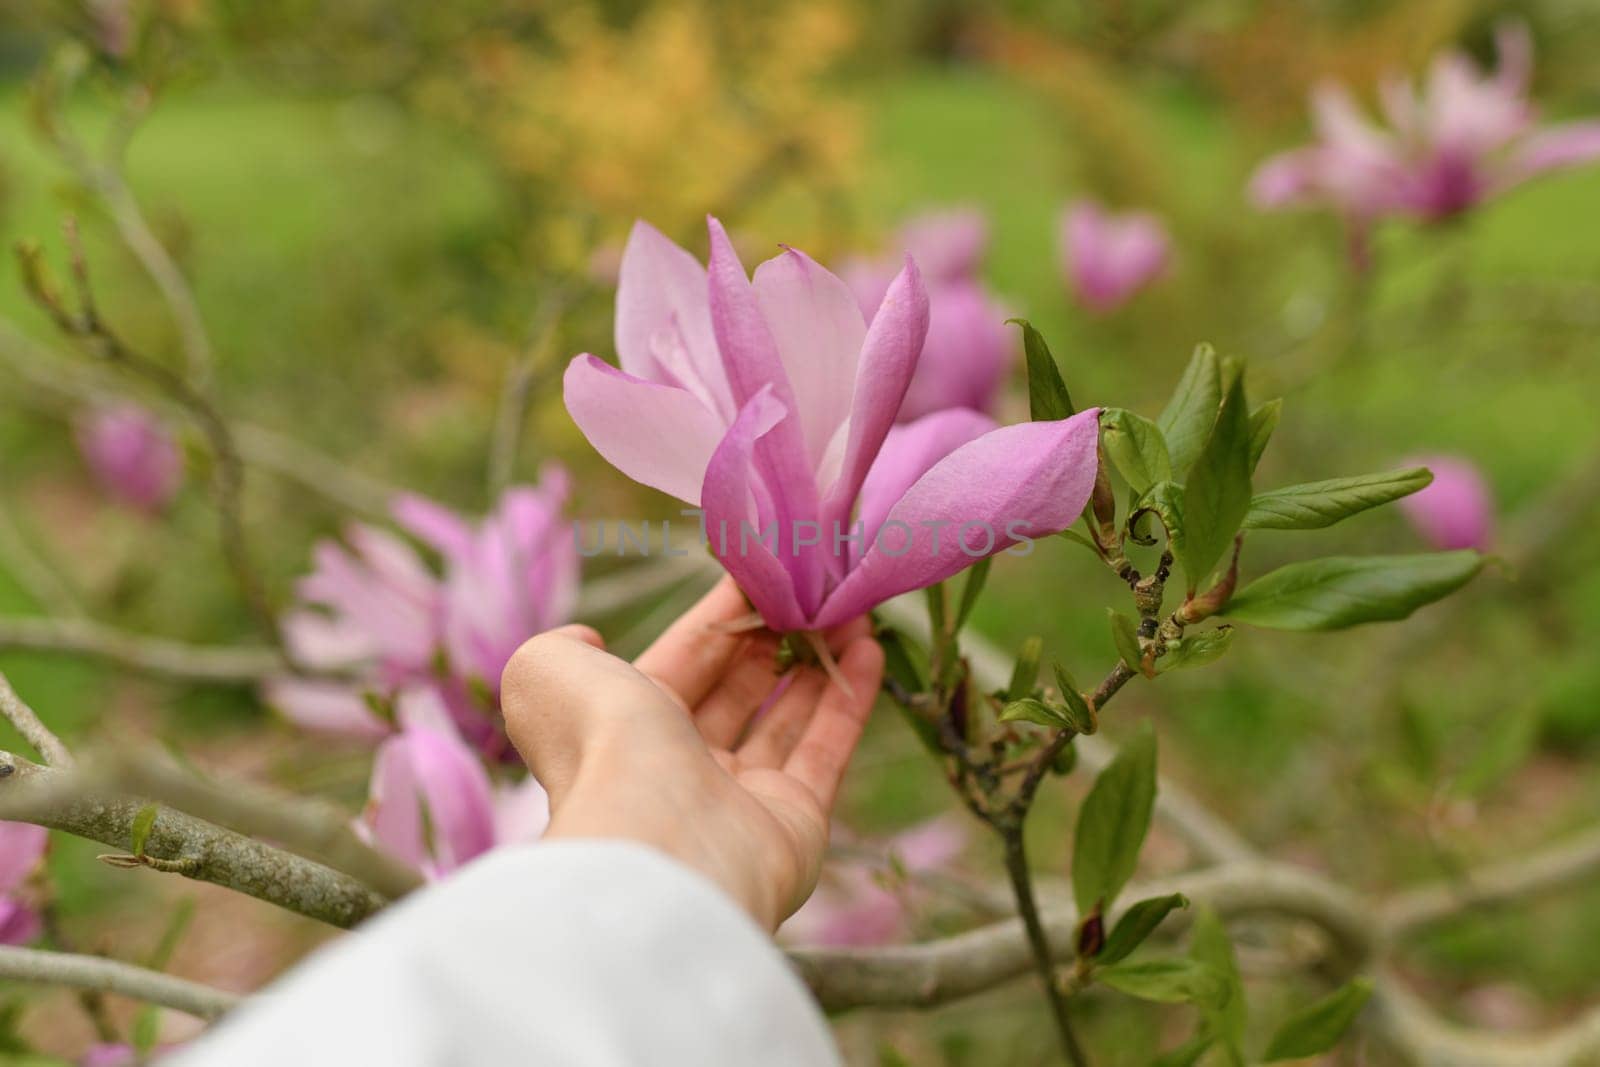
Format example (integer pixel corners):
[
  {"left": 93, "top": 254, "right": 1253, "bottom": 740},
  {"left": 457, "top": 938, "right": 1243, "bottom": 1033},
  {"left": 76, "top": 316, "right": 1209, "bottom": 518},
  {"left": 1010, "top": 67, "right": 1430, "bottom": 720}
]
[{"left": 422, "top": 0, "right": 863, "bottom": 273}]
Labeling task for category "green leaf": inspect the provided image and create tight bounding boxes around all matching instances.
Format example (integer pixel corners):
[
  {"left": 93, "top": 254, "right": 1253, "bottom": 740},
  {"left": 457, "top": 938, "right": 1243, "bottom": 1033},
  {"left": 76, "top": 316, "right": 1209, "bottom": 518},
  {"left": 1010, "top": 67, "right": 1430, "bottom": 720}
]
[
  {"left": 953, "top": 557, "right": 992, "bottom": 634},
  {"left": 1098, "top": 958, "right": 1225, "bottom": 1005},
  {"left": 877, "top": 626, "right": 927, "bottom": 695},
  {"left": 1099, "top": 893, "right": 1190, "bottom": 965},
  {"left": 1101, "top": 408, "right": 1172, "bottom": 495},
  {"left": 130, "top": 804, "right": 159, "bottom": 858},
  {"left": 1107, "top": 610, "right": 1143, "bottom": 674},
  {"left": 1180, "top": 372, "right": 1252, "bottom": 592},
  {"left": 1010, "top": 318, "right": 1075, "bottom": 421},
  {"left": 1247, "top": 398, "right": 1282, "bottom": 472},
  {"left": 1149, "top": 1035, "right": 1213, "bottom": 1067},
  {"left": 1262, "top": 979, "right": 1374, "bottom": 1062},
  {"left": 1224, "top": 551, "right": 1485, "bottom": 630},
  {"left": 1157, "top": 344, "right": 1221, "bottom": 477},
  {"left": 132, "top": 1005, "right": 160, "bottom": 1057},
  {"left": 1000, "top": 698, "right": 1071, "bottom": 730},
  {"left": 1052, "top": 663, "right": 1097, "bottom": 734},
  {"left": 1072, "top": 724, "right": 1157, "bottom": 914},
  {"left": 1190, "top": 907, "right": 1246, "bottom": 1062},
  {"left": 1243, "top": 467, "right": 1432, "bottom": 531},
  {"left": 1006, "top": 636, "right": 1043, "bottom": 703},
  {"left": 1156, "top": 627, "right": 1236, "bottom": 674}
]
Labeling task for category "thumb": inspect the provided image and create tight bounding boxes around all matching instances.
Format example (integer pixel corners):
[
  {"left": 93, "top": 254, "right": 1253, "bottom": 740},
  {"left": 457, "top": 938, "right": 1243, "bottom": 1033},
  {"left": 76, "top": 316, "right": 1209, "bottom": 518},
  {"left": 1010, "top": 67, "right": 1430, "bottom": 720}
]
[{"left": 499, "top": 626, "right": 656, "bottom": 798}]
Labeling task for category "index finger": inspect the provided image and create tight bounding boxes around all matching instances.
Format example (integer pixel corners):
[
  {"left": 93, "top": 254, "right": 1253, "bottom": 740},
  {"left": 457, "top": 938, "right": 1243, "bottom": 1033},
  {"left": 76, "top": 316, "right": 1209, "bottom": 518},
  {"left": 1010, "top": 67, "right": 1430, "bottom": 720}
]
[{"left": 633, "top": 575, "right": 762, "bottom": 707}]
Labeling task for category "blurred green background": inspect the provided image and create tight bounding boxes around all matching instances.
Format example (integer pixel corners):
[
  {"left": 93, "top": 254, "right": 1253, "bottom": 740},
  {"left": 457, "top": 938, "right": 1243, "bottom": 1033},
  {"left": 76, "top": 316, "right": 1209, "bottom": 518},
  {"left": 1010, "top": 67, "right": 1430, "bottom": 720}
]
[{"left": 2, "top": 0, "right": 1599, "bottom": 1063}]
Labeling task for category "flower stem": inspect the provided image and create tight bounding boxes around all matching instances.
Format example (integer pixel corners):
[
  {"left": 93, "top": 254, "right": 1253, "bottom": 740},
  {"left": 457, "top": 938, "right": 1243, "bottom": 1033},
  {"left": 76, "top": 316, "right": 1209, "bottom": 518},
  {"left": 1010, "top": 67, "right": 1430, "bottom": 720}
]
[{"left": 1001, "top": 826, "right": 1089, "bottom": 1067}]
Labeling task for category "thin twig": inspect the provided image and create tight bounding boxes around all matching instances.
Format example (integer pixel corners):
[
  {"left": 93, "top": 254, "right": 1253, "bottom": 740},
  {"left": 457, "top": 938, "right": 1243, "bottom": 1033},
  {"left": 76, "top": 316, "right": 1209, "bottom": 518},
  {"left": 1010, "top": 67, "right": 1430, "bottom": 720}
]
[
  {"left": 0, "top": 616, "right": 280, "bottom": 684},
  {"left": 0, "top": 945, "right": 237, "bottom": 1021},
  {"left": 0, "top": 493, "right": 85, "bottom": 618},
  {"left": 19, "top": 225, "right": 282, "bottom": 652},
  {"left": 487, "top": 287, "right": 576, "bottom": 498},
  {"left": 44, "top": 83, "right": 214, "bottom": 386},
  {"left": 0, "top": 670, "right": 73, "bottom": 767}
]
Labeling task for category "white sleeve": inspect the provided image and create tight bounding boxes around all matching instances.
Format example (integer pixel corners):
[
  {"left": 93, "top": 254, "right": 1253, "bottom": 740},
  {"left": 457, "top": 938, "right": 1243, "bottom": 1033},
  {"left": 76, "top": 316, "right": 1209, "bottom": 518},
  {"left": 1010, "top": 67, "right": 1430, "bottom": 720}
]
[{"left": 170, "top": 841, "right": 840, "bottom": 1067}]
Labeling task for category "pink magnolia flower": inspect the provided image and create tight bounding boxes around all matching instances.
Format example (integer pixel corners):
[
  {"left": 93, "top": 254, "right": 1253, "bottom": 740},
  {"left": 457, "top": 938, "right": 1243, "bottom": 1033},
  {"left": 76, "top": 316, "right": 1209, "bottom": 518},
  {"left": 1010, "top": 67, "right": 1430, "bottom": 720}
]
[
  {"left": 781, "top": 816, "right": 966, "bottom": 947},
  {"left": 564, "top": 217, "right": 1100, "bottom": 633},
  {"left": 1059, "top": 200, "right": 1170, "bottom": 313},
  {"left": 1251, "top": 25, "right": 1600, "bottom": 245},
  {"left": 264, "top": 473, "right": 576, "bottom": 755},
  {"left": 393, "top": 467, "right": 578, "bottom": 695},
  {"left": 359, "top": 722, "right": 548, "bottom": 880},
  {"left": 74, "top": 404, "right": 183, "bottom": 515},
  {"left": 1399, "top": 455, "right": 1494, "bottom": 551},
  {"left": 842, "top": 211, "right": 1015, "bottom": 423},
  {"left": 0, "top": 820, "right": 48, "bottom": 946}
]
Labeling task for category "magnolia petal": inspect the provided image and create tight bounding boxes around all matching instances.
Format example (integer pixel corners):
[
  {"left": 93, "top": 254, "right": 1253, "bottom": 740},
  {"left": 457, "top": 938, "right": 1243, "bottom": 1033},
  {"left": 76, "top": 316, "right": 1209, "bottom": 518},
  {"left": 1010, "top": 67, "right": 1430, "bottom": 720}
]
[
  {"left": 1505, "top": 122, "right": 1600, "bottom": 185},
  {"left": 614, "top": 219, "right": 730, "bottom": 420},
  {"left": 0, "top": 899, "right": 42, "bottom": 947},
  {"left": 393, "top": 494, "right": 477, "bottom": 564},
  {"left": 898, "top": 282, "right": 1012, "bottom": 423},
  {"left": 814, "top": 409, "right": 1102, "bottom": 629},
  {"left": 819, "top": 256, "right": 929, "bottom": 532},
  {"left": 700, "top": 388, "right": 808, "bottom": 632},
  {"left": 706, "top": 218, "right": 827, "bottom": 612},
  {"left": 563, "top": 354, "right": 727, "bottom": 506},
  {"left": 0, "top": 820, "right": 48, "bottom": 892},
  {"left": 899, "top": 210, "right": 988, "bottom": 283},
  {"left": 752, "top": 247, "right": 866, "bottom": 471},
  {"left": 262, "top": 678, "right": 390, "bottom": 740},
  {"left": 855, "top": 408, "right": 998, "bottom": 563},
  {"left": 365, "top": 725, "right": 497, "bottom": 878}
]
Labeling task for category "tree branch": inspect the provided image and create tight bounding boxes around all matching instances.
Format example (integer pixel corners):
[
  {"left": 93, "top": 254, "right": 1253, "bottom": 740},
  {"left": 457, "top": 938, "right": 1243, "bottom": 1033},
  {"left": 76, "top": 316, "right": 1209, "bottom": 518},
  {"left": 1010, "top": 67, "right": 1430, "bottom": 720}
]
[
  {"left": 0, "top": 751, "right": 387, "bottom": 928},
  {"left": 876, "top": 595, "right": 1259, "bottom": 864},
  {"left": 91, "top": 746, "right": 422, "bottom": 901},
  {"left": 0, "top": 670, "right": 73, "bottom": 767},
  {"left": 0, "top": 945, "right": 237, "bottom": 1021},
  {"left": 0, "top": 616, "right": 280, "bottom": 684}
]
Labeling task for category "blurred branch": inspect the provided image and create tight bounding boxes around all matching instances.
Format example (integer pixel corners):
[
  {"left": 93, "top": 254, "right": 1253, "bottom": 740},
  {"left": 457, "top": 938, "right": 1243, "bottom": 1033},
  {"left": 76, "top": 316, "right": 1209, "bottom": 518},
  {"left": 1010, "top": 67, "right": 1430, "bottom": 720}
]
[
  {"left": 0, "top": 670, "right": 73, "bottom": 767},
  {"left": 92, "top": 746, "right": 422, "bottom": 901},
  {"left": 0, "top": 492, "right": 85, "bottom": 618},
  {"left": 16, "top": 225, "right": 283, "bottom": 653},
  {"left": 794, "top": 837, "right": 1600, "bottom": 1065},
  {"left": 0, "top": 321, "right": 402, "bottom": 522},
  {"left": 0, "top": 750, "right": 387, "bottom": 928},
  {"left": 1381, "top": 821, "right": 1600, "bottom": 936},
  {"left": 232, "top": 421, "right": 400, "bottom": 520},
  {"left": 488, "top": 286, "right": 577, "bottom": 499},
  {"left": 43, "top": 83, "right": 214, "bottom": 386},
  {"left": 0, "top": 616, "right": 280, "bottom": 684},
  {"left": 0, "top": 945, "right": 237, "bottom": 1021}
]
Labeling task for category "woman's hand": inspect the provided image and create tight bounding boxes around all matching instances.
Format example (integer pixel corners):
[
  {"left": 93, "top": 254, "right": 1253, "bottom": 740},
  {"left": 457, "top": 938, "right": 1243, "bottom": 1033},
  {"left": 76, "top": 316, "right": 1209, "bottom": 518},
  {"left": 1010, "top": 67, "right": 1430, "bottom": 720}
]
[{"left": 500, "top": 577, "right": 883, "bottom": 931}]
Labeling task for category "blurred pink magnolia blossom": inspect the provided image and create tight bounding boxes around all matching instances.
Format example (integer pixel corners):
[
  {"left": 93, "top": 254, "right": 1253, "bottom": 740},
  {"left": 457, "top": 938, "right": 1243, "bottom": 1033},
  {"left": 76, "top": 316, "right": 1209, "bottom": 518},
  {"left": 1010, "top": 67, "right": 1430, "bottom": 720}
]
[
  {"left": 564, "top": 216, "right": 1100, "bottom": 632},
  {"left": 1059, "top": 200, "right": 1170, "bottom": 313},
  {"left": 0, "top": 820, "right": 48, "bottom": 945},
  {"left": 74, "top": 404, "right": 183, "bottom": 515},
  {"left": 263, "top": 470, "right": 576, "bottom": 758},
  {"left": 842, "top": 210, "right": 1015, "bottom": 423},
  {"left": 358, "top": 722, "right": 548, "bottom": 880},
  {"left": 1251, "top": 24, "right": 1600, "bottom": 257},
  {"left": 1399, "top": 455, "right": 1495, "bottom": 550},
  {"left": 781, "top": 816, "right": 967, "bottom": 947}
]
